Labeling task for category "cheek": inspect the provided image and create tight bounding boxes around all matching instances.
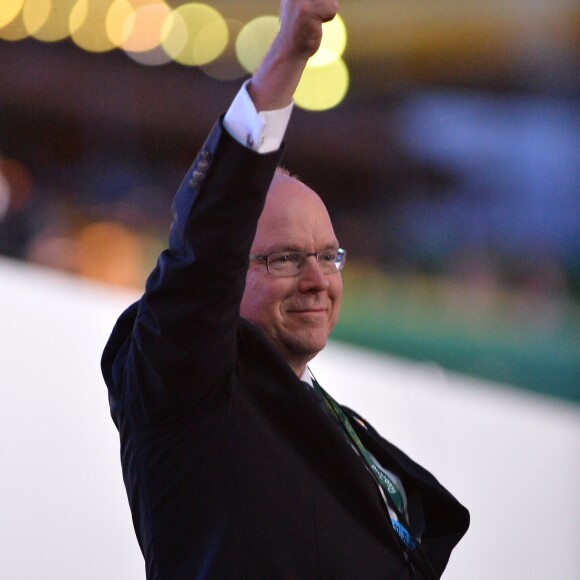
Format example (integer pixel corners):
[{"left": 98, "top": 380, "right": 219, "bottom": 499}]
[
  {"left": 241, "top": 273, "right": 284, "bottom": 323},
  {"left": 330, "top": 276, "right": 343, "bottom": 304},
  {"left": 329, "top": 277, "right": 343, "bottom": 321}
]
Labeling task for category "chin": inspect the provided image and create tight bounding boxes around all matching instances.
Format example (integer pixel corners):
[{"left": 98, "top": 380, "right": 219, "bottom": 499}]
[{"left": 288, "top": 333, "right": 328, "bottom": 360}]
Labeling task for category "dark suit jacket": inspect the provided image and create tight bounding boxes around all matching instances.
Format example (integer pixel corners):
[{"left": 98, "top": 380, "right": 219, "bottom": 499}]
[{"left": 102, "top": 119, "right": 469, "bottom": 579}]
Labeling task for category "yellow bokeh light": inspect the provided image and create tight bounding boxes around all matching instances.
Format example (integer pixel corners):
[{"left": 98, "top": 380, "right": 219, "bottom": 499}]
[
  {"left": 106, "top": 0, "right": 132, "bottom": 47},
  {"left": 161, "top": 3, "right": 227, "bottom": 67},
  {"left": 28, "top": 0, "right": 78, "bottom": 42},
  {"left": 160, "top": 8, "right": 187, "bottom": 61},
  {"left": 309, "top": 14, "right": 347, "bottom": 68},
  {"left": 200, "top": 18, "right": 246, "bottom": 82},
  {"left": 69, "top": 0, "right": 88, "bottom": 34},
  {"left": 69, "top": 0, "right": 117, "bottom": 53},
  {"left": 0, "top": 6, "right": 29, "bottom": 40},
  {"left": 121, "top": 1, "right": 170, "bottom": 53},
  {"left": 0, "top": 0, "right": 25, "bottom": 29},
  {"left": 294, "top": 58, "right": 349, "bottom": 112},
  {"left": 0, "top": 17, "right": 28, "bottom": 41},
  {"left": 192, "top": 17, "right": 228, "bottom": 66},
  {"left": 235, "top": 15, "right": 278, "bottom": 74},
  {"left": 22, "top": 0, "right": 51, "bottom": 36}
]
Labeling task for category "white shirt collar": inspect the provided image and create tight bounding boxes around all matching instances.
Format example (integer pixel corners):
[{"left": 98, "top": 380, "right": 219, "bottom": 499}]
[{"left": 300, "top": 367, "right": 313, "bottom": 387}]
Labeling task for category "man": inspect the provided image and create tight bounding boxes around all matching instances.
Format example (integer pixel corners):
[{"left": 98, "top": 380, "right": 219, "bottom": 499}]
[{"left": 102, "top": 1, "right": 469, "bottom": 578}]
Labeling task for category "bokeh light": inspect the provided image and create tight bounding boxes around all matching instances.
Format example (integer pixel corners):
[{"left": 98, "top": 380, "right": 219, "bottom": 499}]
[
  {"left": 235, "top": 15, "right": 278, "bottom": 74},
  {"left": 125, "top": 43, "right": 172, "bottom": 66},
  {"left": 22, "top": 0, "right": 51, "bottom": 37},
  {"left": 0, "top": 2, "right": 29, "bottom": 40},
  {"left": 121, "top": 1, "right": 169, "bottom": 53},
  {"left": 75, "top": 221, "right": 146, "bottom": 287},
  {"left": 294, "top": 58, "right": 349, "bottom": 111},
  {"left": 0, "top": 0, "right": 24, "bottom": 29},
  {"left": 0, "top": 3, "right": 350, "bottom": 102},
  {"left": 191, "top": 16, "right": 229, "bottom": 67},
  {"left": 200, "top": 18, "right": 247, "bottom": 81},
  {"left": 70, "top": 0, "right": 117, "bottom": 53},
  {"left": 309, "top": 14, "right": 347, "bottom": 68},
  {"left": 105, "top": 0, "right": 132, "bottom": 47},
  {"left": 28, "top": 0, "right": 78, "bottom": 42},
  {"left": 0, "top": 2, "right": 350, "bottom": 107},
  {"left": 161, "top": 3, "right": 228, "bottom": 67},
  {"left": 121, "top": 1, "right": 173, "bottom": 65}
]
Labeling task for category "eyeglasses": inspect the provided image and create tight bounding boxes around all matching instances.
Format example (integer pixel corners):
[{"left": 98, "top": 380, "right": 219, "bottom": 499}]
[{"left": 249, "top": 248, "right": 346, "bottom": 278}]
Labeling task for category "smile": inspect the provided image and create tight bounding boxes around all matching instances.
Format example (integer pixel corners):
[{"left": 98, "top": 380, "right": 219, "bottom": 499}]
[{"left": 287, "top": 308, "right": 327, "bottom": 315}]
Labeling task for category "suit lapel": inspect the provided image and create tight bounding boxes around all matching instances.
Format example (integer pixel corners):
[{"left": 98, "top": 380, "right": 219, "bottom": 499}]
[
  {"left": 237, "top": 321, "right": 468, "bottom": 575},
  {"left": 237, "top": 320, "right": 399, "bottom": 549},
  {"left": 344, "top": 406, "right": 449, "bottom": 496},
  {"left": 344, "top": 407, "right": 470, "bottom": 558}
]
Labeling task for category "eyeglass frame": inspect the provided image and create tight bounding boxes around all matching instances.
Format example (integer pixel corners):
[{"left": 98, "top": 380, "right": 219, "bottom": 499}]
[{"left": 249, "top": 248, "right": 346, "bottom": 278}]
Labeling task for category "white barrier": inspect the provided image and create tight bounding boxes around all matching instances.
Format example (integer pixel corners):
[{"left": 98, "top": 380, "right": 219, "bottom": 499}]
[{"left": 1, "top": 257, "right": 578, "bottom": 579}]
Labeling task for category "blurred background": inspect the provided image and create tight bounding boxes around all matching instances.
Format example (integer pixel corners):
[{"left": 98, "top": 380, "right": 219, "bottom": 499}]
[
  {"left": 1, "top": 0, "right": 579, "bottom": 401},
  {"left": 0, "top": 1, "right": 579, "bottom": 578}
]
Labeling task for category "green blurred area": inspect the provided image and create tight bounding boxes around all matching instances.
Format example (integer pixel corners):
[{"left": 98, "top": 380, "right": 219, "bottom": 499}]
[{"left": 334, "top": 263, "right": 580, "bottom": 404}]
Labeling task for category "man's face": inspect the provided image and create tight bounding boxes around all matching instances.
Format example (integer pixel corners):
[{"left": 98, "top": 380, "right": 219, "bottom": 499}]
[{"left": 240, "top": 175, "right": 342, "bottom": 375}]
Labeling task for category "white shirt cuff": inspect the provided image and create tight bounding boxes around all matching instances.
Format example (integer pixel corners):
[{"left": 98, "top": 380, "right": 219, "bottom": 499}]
[{"left": 223, "top": 80, "right": 293, "bottom": 154}]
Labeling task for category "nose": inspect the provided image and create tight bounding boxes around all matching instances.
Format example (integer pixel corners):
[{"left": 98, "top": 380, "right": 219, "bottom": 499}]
[{"left": 298, "top": 256, "right": 330, "bottom": 292}]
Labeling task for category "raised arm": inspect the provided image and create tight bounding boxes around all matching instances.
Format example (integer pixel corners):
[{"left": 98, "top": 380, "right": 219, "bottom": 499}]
[
  {"left": 249, "top": 0, "right": 339, "bottom": 111},
  {"left": 102, "top": 0, "right": 339, "bottom": 427}
]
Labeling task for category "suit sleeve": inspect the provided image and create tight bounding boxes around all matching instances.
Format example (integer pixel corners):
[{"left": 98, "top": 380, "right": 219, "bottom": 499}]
[{"left": 102, "top": 118, "right": 284, "bottom": 426}]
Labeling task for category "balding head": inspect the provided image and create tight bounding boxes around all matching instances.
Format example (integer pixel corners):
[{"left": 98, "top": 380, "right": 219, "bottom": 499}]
[
  {"left": 255, "top": 173, "right": 336, "bottom": 251},
  {"left": 240, "top": 173, "right": 343, "bottom": 376}
]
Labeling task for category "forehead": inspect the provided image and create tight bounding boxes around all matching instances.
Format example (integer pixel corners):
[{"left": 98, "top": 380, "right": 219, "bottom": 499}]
[{"left": 252, "top": 175, "right": 338, "bottom": 253}]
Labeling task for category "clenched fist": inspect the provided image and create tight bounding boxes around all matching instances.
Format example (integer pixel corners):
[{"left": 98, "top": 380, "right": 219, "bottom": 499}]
[
  {"left": 278, "top": 0, "right": 340, "bottom": 60},
  {"left": 249, "top": 0, "right": 340, "bottom": 111}
]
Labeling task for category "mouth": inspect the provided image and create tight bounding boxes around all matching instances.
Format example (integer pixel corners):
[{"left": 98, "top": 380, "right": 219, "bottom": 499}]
[{"left": 287, "top": 307, "right": 328, "bottom": 316}]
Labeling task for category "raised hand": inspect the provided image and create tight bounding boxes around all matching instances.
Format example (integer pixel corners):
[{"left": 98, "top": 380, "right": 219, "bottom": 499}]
[
  {"left": 248, "top": 0, "right": 340, "bottom": 111},
  {"left": 277, "top": 0, "right": 340, "bottom": 60}
]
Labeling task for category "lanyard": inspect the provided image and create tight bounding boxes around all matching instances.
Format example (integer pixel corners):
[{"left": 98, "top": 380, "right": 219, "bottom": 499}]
[{"left": 311, "top": 378, "right": 416, "bottom": 551}]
